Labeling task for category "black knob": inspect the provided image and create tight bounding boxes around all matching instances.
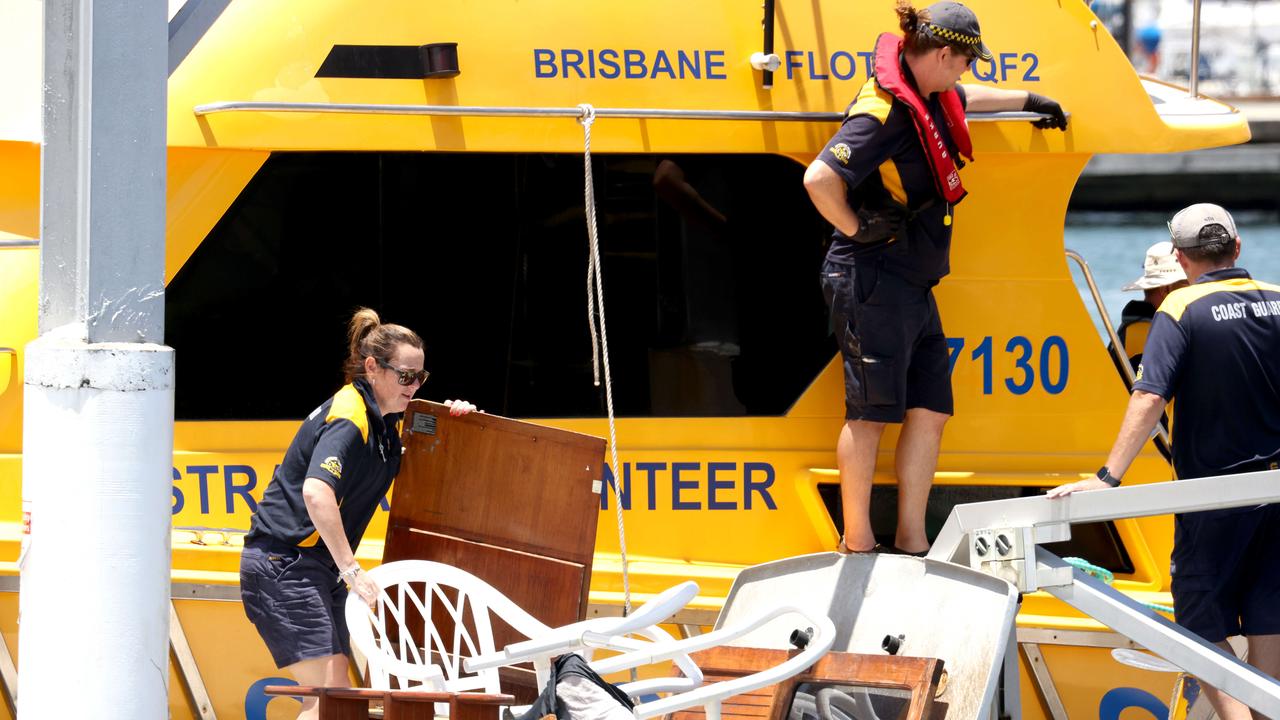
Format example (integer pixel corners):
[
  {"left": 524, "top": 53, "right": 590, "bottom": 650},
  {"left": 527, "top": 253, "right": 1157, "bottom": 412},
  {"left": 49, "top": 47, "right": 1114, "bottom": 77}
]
[
  {"left": 790, "top": 627, "right": 813, "bottom": 650},
  {"left": 975, "top": 536, "right": 991, "bottom": 557},
  {"left": 882, "top": 633, "right": 904, "bottom": 655},
  {"left": 996, "top": 534, "right": 1013, "bottom": 556}
]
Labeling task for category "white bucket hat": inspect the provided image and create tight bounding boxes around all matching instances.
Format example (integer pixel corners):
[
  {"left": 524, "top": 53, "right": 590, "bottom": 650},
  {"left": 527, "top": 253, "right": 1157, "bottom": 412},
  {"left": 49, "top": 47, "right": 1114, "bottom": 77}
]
[{"left": 1122, "top": 241, "right": 1187, "bottom": 291}]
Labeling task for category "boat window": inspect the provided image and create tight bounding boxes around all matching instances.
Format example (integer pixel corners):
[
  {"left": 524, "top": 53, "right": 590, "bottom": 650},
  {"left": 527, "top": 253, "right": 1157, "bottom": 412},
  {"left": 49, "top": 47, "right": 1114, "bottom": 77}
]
[
  {"left": 166, "top": 152, "right": 833, "bottom": 420},
  {"left": 817, "top": 483, "right": 1136, "bottom": 574}
]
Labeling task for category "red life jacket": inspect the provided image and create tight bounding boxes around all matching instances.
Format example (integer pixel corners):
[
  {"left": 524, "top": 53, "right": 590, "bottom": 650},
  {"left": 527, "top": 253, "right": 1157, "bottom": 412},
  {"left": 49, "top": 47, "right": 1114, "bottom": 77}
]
[{"left": 872, "top": 32, "right": 972, "bottom": 204}]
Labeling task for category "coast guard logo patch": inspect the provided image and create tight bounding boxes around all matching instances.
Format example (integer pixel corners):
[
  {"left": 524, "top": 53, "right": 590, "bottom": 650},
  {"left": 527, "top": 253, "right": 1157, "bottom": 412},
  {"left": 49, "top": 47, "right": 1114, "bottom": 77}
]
[
  {"left": 830, "top": 143, "right": 851, "bottom": 165},
  {"left": 320, "top": 456, "right": 343, "bottom": 479}
]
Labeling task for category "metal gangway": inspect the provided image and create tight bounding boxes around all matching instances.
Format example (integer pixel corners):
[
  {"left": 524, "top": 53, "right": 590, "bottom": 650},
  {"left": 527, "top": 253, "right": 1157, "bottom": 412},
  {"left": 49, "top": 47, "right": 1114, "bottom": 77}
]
[{"left": 928, "top": 470, "right": 1280, "bottom": 719}]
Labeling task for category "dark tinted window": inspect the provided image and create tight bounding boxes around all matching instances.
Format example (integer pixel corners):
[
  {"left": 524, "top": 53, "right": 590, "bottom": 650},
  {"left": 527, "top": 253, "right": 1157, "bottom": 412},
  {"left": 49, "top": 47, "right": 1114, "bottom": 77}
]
[
  {"left": 166, "top": 152, "right": 833, "bottom": 420},
  {"left": 817, "top": 483, "right": 1136, "bottom": 574}
]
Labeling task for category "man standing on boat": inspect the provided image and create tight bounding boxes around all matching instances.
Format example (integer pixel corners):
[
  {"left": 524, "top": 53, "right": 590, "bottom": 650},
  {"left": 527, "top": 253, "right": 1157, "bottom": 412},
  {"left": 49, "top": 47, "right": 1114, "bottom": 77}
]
[
  {"left": 804, "top": 1, "right": 1068, "bottom": 555},
  {"left": 1115, "top": 241, "right": 1189, "bottom": 371},
  {"left": 1111, "top": 241, "right": 1188, "bottom": 461},
  {"left": 1050, "top": 204, "right": 1280, "bottom": 720}
]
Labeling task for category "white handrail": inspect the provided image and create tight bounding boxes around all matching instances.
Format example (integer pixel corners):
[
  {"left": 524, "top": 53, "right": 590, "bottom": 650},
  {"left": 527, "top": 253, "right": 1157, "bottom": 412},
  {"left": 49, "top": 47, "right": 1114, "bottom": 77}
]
[
  {"left": 607, "top": 607, "right": 837, "bottom": 720},
  {"left": 463, "top": 580, "right": 698, "bottom": 671},
  {"left": 192, "top": 100, "right": 1058, "bottom": 124},
  {"left": 929, "top": 469, "right": 1280, "bottom": 718}
]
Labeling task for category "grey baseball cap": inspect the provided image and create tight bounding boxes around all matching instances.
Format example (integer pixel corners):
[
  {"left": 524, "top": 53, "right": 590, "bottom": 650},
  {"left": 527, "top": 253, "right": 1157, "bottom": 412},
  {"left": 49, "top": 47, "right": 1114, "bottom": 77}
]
[
  {"left": 1168, "top": 203, "right": 1239, "bottom": 248},
  {"left": 922, "top": 2, "right": 993, "bottom": 61}
]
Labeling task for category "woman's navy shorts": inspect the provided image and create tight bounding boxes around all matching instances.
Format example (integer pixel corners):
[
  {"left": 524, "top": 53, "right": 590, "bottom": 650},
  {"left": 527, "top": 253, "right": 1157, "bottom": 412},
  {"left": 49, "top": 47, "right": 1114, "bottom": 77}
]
[
  {"left": 820, "top": 258, "right": 953, "bottom": 423},
  {"left": 240, "top": 542, "right": 351, "bottom": 668}
]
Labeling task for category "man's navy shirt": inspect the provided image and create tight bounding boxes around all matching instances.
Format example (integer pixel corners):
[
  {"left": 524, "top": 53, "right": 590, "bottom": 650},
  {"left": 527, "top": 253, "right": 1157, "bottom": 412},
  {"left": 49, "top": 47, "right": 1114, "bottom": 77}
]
[
  {"left": 817, "top": 66, "right": 967, "bottom": 287},
  {"left": 1133, "top": 267, "right": 1280, "bottom": 481},
  {"left": 247, "top": 378, "right": 403, "bottom": 562}
]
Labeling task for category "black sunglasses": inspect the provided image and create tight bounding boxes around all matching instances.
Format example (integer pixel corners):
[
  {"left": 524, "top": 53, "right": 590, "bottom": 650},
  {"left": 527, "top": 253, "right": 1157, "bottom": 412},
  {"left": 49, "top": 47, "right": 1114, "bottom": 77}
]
[{"left": 376, "top": 358, "right": 430, "bottom": 386}]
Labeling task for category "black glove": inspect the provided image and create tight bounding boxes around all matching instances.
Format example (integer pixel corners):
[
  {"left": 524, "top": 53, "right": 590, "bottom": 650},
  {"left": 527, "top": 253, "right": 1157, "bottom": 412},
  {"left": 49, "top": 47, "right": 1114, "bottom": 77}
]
[
  {"left": 849, "top": 206, "right": 907, "bottom": 245},
  {"left": 1023, "top": 92, "right": 1068, "bottom": 131}
]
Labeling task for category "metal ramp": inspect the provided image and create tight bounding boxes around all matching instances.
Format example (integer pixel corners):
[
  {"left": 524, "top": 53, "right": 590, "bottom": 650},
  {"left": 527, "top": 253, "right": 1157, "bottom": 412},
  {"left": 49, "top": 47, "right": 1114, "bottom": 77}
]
[
  {"left": 928, "top": 469, "right": 1280, "bottom": 719},
  {"left": 714, "top": 553, "right": 1019, "bottom": 720}
]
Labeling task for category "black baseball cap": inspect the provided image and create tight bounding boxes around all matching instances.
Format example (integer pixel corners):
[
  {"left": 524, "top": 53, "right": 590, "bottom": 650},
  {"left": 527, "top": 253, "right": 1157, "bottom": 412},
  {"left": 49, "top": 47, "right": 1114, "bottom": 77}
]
[{"left": 921, "top": 2, "right": 993, "bottom": 61}]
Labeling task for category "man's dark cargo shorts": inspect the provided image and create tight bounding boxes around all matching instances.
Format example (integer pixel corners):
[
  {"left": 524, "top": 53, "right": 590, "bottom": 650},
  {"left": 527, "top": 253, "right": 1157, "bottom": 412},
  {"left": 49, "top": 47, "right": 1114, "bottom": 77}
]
[
  {"left": 820, "top": 258, "right": 953, "bottom": 423},
  {"left": 240, "top": 542, "right": 351, "bottom": 668},
  {"left": 1171, "top": 503, "right": 1280, "bottom": 643}
]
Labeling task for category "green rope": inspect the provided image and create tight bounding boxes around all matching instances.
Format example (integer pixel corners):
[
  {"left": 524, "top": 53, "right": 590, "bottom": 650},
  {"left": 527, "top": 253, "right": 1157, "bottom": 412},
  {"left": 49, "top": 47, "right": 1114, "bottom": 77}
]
[{"left": 1064, "top": 557, "right": 1175, "bottom": 614}]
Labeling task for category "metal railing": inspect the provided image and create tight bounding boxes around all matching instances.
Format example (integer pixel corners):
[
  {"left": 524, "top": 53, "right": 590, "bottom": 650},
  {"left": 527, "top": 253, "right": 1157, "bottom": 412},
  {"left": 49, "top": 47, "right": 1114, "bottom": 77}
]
[
  {"left": 1190, "top": 0, "right": 1203, "bottom": 98},
  {"left": 193, "top": 101, "right": 1055, "bottom": 124},
  {"left": 1065, "top": 248, "right": 1172, "bottom": 449},
  {"left": 929, "top": 470, "right": 1280, "bottom": 719}
]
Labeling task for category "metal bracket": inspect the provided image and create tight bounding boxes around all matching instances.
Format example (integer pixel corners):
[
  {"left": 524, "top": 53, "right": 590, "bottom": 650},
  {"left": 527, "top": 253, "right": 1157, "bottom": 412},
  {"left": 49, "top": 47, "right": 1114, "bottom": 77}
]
[
  {"left": 170, "top": 602, "right": 218, "bottom": 720},
  {"left": 969, "top": 523, "right": 1071, "bottom": 592}
]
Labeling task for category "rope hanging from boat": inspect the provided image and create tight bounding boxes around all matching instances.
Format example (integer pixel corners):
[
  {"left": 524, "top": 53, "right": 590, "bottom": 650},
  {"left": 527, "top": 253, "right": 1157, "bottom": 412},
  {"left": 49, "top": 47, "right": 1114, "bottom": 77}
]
[{"left": 578, "top": 102, "right": 633, "bottom": 617}]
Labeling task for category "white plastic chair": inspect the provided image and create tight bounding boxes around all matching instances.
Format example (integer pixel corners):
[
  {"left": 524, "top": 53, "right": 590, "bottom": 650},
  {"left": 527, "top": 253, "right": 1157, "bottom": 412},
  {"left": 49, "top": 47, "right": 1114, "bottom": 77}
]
[
  {"left": 346, "top": 560, "right": 701, "bottom": 695},
  {"left": 347, "top": 559, "right": 836, "bottom": 720}
]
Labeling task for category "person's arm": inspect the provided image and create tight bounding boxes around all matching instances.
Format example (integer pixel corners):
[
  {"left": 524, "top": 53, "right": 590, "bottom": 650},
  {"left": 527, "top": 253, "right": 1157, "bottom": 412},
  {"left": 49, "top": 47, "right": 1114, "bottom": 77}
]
[
  {"left": 803, "top": 111, "right": 896, "bottom": 237},
  {"left": 301, "top": 417, "right": 383, "bottom": 605},
  {"left": 301, "top": 477, "right": 380, "bottom": 605},
  {"left": 1047, "top": 390, "right": 1167, "bottom": 497},
  {"left": 804, "top": 162, "right": 860, "bottom": 236},
  {"left": 961, "top": 84, "right": 1027, "bottom": 112},
  {"left": 302, "top": 477, "right": 359, "bottom": 572},
  {"left": 962, "top": 84, "right": 1068, "bottom": 130}
]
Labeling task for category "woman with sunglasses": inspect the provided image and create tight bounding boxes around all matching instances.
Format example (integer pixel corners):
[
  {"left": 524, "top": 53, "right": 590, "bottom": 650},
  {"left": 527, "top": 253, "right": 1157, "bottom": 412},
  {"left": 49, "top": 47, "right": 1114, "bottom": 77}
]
[{"left": 239, "top": 307, "right": 475, "bottom": 719}]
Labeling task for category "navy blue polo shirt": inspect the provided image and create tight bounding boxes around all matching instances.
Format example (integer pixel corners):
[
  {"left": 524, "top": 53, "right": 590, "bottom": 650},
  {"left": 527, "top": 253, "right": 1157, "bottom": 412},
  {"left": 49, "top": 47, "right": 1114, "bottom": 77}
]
[
  {"left": 246, "top": 378, "right": 403, "bottom": 562},
  {"left": 1133, "top": 267, "right": 1280, "bottom": 481},
  {"left": 817, "top": 67, "right": 967, "bottom": 287}
]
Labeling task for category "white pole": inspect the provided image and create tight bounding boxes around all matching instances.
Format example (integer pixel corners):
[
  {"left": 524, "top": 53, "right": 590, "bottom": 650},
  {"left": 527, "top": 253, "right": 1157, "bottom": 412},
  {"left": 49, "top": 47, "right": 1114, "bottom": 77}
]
[
  {"left": 19, "top": 331, "right": 174, "bottom": 718},
  {"left": 20, "top": 0, "right": 171, "bottom": 716}
]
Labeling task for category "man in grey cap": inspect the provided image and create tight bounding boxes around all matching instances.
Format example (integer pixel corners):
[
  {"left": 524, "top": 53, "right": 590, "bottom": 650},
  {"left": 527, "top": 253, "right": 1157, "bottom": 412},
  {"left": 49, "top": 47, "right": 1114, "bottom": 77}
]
[{"left": 1050, "top": 203, "right": 1280, "bottom": 720}]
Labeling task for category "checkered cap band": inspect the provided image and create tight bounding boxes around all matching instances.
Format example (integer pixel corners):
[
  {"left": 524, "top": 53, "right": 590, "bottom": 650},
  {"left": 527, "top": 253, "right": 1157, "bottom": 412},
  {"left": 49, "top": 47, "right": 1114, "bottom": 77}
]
[{"left": 923, "top": 22, "right": 981, "bottom": 46}]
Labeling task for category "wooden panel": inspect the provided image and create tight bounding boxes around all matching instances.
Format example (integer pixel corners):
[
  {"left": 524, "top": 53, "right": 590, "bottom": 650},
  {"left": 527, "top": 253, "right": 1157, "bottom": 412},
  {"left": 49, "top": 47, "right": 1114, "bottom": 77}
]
[
  {"left": 387, "top": 400, "right": 604, "bottom": 564},
  {"left": 385, "top": 529, "right": 587, "bottom": 632},
  {"left": 383, "top": 402, "right": 604, "bottom": 704},
  {"left": 667, "top": 648, "right": 945, "bottom": 720},
  {"left": 266, "top": 688, "right": 514, "bottom": 720},
  {"left": 384, "top": 401, "right": 604, "bottom": 623}
]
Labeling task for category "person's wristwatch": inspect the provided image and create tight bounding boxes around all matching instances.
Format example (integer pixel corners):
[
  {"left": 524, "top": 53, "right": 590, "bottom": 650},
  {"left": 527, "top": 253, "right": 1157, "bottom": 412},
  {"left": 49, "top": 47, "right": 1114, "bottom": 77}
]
[{"left": 1095, "top": 466, "right": 1121, "bottom": 487}]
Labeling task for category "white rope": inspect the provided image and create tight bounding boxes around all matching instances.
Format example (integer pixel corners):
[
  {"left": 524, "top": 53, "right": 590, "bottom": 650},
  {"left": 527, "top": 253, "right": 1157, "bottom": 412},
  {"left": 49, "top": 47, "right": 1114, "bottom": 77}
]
[{"left": 577, "top": 103, "right": 632, "bottom": 617}]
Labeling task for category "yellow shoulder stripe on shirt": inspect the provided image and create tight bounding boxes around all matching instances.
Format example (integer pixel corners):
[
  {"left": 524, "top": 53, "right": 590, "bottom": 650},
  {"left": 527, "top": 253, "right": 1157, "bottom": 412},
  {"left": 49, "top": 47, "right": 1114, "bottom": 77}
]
[
  {"left": 845, "top": 77, "right": 893, "bottom": 123},
  {"left": 326, "top": 383, "right": 370, "bottom": 443},
  {"left": 1160, "top": 277, "right": 1280, "bottom": 321}
]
